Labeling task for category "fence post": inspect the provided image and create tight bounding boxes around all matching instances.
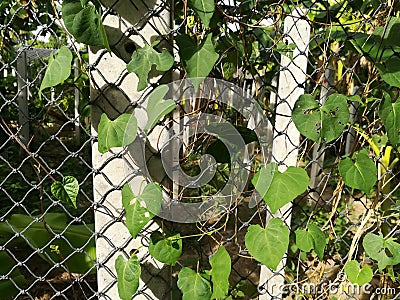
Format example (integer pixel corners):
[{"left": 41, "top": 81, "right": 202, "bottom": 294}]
[
  {"left": 259, "top": 8, "right": 310, "bottom": 299},
  {"left": 90, "top": 0, "right": 172, "bottom": 299}
]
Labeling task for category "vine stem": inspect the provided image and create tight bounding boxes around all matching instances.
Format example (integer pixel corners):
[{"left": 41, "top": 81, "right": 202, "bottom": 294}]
[{"left": 1, "top": 116, "right": 56, "bottom": 182}]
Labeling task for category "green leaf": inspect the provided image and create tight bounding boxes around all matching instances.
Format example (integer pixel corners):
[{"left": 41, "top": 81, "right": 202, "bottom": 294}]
[
  {"left": 0, "top": 213, "right": 96, "bottom": 274},
  {"left": 148, "top": 231, "right": 182, "bottom": 265},
  {"left": 177, "top": 267, "right": 212, "bottom": 300},
  {"left": 308, "top": 223, "right": 326, "bottom": 260},
  {"left": 62, "top": 0, "right": 110, "bottom": 50},
  {"left": 252, "top": 162, "right": 309, "bottom": 214},
  {"left": 344, "top": 260, "right": 373, "bottom": 286},
  {"left": 126, "top": 44, "right": 174, "bottom": 91},
  {"left": 188, "top": 0, "right": 215, "bottom": 28},
  {"left": 122, "top": 183, "right": 162, "bottom": 238},
  {"left": 115, "top": 254, "right": 141, "bottom": 300},
  {"left": 51, "top": 176, "right": 79, "bottom": 208},
  {"left": 0, "top": 251, "right": 26, "bottom": 299},
  {"left": 97, "top": 113, "right": 138, "bottom": 153},
  {"left": 378, "top": 92, "right": 400, "bottom": 145},
  {"left": 295, "top": 230, "right": 314, "bottom": 253},
  {"left": 292, "top": 94, "right": 350, "bottom": 143},
  {"left": 363, "top": 233, "right": 400, "bottom": 271},
  {"left": 377, "top": 57, "right": 400, "bottom": 88},
  {"left": 339, "top": 149, "right": 377, "bottom": 193},
  {"left": 144, "top": 85, "right": 176, "bottom": 133},
  {"left": 176, "top": 34, "right": 219, "bottom": 89},
  {"left": 245, "top": 218, "right": 289, "bottom": 270},
  {"left": 209, "top": 246, "right": 231, "bottom": 299},
  {"left": 39, "top": 46, "right": 72, "bottom": 98}
]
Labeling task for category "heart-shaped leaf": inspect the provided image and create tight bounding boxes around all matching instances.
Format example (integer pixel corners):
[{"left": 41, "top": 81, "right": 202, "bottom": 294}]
[
  {"left": 148, "top": 231, "right": 182, "bottom": 265},
  {"left": 51, "top": 176, "right": 79, "bottom": 208},
  {"left": 39, "top": 46, "right": 72, "bottom": 98},
  {"left": 127, "top": 44, "right": 174, "bottom": 91},
  {"left": 176, "top": 33, "right": 219, "bottom": 89},
  {"left": 363, "top": 233, "right": 400, "bottom": 271},
  {"left": 245, "top": 218, "right": 289, "bottom": 270},
  {"left": 144, "top": 85, "right": 176, "bottom": 133},
  {"left": 379, "top": 92, "right": 400, "bottom": 145},
  {"left": 308, "top": 223, "right": 326, "bottom": 260},
  {"left": 344, "top": 260, "right": 373, "bottom": 286},
  {"left": 377, "top": 57, "right": 400, "bottom": 88},
  {"left": 292, "top": 93, "right": 350, "bottom": 142},
  {"left": 177, "top": 267, "right": 212, "bottom": 300},
  {"left": 122, "top": 183, "right": 162, "bottom": 238},
  {"left": 295, "top": 230, "right": 314, "bottom": 252},
  {"left": 97, "top": 113, "right": 138, "bottom": 154},
  {"left": 339, "top": 149, "right": 377, "bottom": 193},
  {"left": 252, "top": 162, "right": 309, "bottom": 213},
  {"left": 209, "top": 246, "right": 231, "bottom": 299},
  {"left": 115, "top": 254, "right": 141, "bottom": 300},
  {"left": 188, "top": 0, "right": 215, "bottom": 28},
  {"left": 62, "top": 0, "right": 110, "bottom": 50}
]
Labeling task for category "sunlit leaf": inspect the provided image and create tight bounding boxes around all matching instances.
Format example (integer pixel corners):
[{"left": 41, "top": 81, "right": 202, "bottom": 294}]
[
  {"left": 339, "top": 149, "right": 377, "bottom": 193},
  {"left": 292, "top": 94, "right": 350, "bottom": 143},
  {"left": 51, "top": 175, "right": 79, "bottom": 208},
  {"left": 97, "top": 113, "right": 137, "bottom": 153},
  {"left": 39, "top": 46, "right": 72, "bottom": 98},
  {"left": 127, "top": 44, "right": 174, "bottom": 91},
  {"left": 115, "top": 254, "right": 141, "bottom": 300},
  {"left": 245, "top": 218, "right": 289, "bottom": 270}
]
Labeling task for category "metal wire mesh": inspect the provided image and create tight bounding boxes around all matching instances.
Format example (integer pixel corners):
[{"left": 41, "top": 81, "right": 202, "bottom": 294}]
[{"left": 1, "top": 0, "right": 399, "bottom": 299}]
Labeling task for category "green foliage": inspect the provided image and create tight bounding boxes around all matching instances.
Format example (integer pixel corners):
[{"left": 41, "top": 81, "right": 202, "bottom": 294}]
[
  {"left": 344, "top": 260, "right": 373, "bottom": 286},
  {"left": 209, "top": 246, "right": 231, "bottom": 299},
  {"left": 295, "top": 229, "right": 314, "bottom": 252},
  {"left": 0, "top": 251, "right": 27, "bottom": 299},
  {"left": 252, "top": 163, "right": 309, "bottom": 213},
  {"left": 177, "top": 267, "right": 212, "bottom": 300},
  {"left": 126, "top": 43, "right": 174, "bottom": 91},
  {"left": 377, "top": 57, "right": 400, "bottom": 88},
  {"left": 115, "top": 254, "right": 141, "bottom": 300},
  {"left": 307, "top": 223, "right": 327, "bottom": 260},
  {"left": 245, "top": 218, "right": 289, "bottom": 270},
  {"left": 144, "top": 85, "right": 176, "bottom": 133},
  {"left": 148, "top": 231, "right": 182, "bottom": 265},
  {"left": 188, "top": 0, "right": 215, "bottom": 28},
  {"left": 39, "top": 46, "right": 73, "bottom": 98},
  {"left": 0, "top": 213, "right": 95, "bottom": 274},
  {"left": 176, "top": 34, "right": 219, "bottom": 89},
  {"left": 121, "top": 183, "right": 162, "bottom": 238},
  {"left": 339, "top": 149, "right": 377, "bottom": 193},
  {"left": 292, "top": 94, "right": 350, "bottom": 143},
  {"left": 51, "top": 175, "right": 79, "bottom": 208},
  {"left": 62, "top": 0, "right": 110, "bottom": 50},
  {"left": 97, "top": 113, "right": 138, "bottom": 153},
  {"left": 378, "top": 92, "right": 400, "bottom": 145},
  {"left": 363, "top": 233, "right": 400, "bottom": 271}
]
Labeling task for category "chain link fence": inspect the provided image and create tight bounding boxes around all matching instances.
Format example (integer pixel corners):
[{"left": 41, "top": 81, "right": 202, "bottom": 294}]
[{"left": 1, "top": 0, "right": 399, "bottom": 299}]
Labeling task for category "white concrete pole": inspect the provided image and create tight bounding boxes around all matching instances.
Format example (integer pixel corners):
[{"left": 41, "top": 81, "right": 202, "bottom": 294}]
[
  {"left": 259, "top": 8, "right": 310, "bottom": 299},
  {"left": 90, "top": 0, "right": 172, "bottom": 299}
]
